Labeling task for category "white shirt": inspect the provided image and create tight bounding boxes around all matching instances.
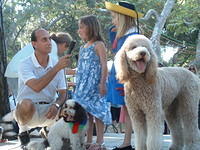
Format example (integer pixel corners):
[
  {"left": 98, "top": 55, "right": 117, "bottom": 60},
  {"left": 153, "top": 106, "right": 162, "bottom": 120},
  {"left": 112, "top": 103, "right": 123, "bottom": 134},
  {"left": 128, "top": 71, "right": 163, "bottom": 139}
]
[{"left": 16, "top": 52, "right": 66, "bottom": 103}]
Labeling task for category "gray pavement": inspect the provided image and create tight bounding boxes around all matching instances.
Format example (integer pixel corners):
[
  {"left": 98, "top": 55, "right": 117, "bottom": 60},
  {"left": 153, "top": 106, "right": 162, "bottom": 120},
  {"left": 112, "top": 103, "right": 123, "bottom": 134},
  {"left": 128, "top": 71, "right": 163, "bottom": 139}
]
[{"left": 0, "top": 133, "right": 171, "bottom": 150}]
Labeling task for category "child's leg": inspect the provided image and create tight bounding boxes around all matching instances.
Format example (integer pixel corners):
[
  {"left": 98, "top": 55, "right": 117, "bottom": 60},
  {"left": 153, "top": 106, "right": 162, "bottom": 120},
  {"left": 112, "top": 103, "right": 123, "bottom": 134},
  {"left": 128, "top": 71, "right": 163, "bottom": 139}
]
[
  {"left": 95, "top": 117, "right": 104, "bottom": 144},
  {"left": 87, "top": 113, "right": 94, "bottom": 143}
]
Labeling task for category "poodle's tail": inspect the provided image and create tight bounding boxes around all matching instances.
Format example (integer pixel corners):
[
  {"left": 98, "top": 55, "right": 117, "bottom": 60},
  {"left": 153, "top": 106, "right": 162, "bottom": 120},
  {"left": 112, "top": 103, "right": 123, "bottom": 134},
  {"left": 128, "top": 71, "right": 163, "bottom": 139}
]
[{"left": 27, "top": 139, "right": 49, "bottom": 150}]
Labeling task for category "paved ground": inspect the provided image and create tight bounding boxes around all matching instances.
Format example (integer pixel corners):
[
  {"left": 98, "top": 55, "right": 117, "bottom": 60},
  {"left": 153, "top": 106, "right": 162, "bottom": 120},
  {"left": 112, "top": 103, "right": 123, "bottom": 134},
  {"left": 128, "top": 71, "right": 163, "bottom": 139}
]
[{"left": 0, "top": 133, "right": 171, "bottom": 150}]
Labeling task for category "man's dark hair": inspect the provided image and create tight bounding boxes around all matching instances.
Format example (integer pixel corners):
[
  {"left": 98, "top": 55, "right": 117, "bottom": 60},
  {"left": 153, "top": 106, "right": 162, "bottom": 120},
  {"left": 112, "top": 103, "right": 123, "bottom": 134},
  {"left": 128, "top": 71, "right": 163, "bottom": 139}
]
[
  {"left": 31, "top": 28, "right": 39, "bottom": 42},
  {"left": 31, "top": 28, "right": 44, "bottom": 42}
]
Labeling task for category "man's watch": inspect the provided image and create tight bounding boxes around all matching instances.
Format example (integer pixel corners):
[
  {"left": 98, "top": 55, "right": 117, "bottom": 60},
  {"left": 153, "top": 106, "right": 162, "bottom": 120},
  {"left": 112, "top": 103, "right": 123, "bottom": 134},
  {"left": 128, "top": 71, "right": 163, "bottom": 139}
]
[{"left": 53, "top": 103, "right": 60, "bottom": 109}]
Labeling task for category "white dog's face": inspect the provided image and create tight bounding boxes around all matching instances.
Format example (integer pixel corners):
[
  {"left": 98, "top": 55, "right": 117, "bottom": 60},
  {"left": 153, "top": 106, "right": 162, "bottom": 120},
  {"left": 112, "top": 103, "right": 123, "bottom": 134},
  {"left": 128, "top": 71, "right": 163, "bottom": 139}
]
[
  {"left": 61, "top": 100, "right": 76, "bottom": 121},
  {"left": 61, "top": 99, "right": 87, "bottom": 123},
  {"left": 118, "top": 35, "right": 152, "bottom": 73}
]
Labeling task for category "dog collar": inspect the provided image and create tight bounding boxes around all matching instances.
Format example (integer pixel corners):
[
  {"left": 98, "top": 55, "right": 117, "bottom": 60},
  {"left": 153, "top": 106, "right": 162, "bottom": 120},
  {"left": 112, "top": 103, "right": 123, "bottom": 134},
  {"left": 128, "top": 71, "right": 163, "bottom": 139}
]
[
  {"left": 68, "top": 119, "right": 87, "bottom": 134},
  {"left": 69, "top": 122, "right": 86, "bottom": 134}
]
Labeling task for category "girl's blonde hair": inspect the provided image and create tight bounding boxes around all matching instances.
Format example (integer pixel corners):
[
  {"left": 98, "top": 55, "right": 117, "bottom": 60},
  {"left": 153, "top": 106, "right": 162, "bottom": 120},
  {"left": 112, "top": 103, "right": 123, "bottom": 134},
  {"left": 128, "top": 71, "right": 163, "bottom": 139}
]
[
  {"left": 79, "top": 15, "right": 104, "bottom": 42},
  {"left": 114, "top": 12, "right": 137, "bottom": 39}
]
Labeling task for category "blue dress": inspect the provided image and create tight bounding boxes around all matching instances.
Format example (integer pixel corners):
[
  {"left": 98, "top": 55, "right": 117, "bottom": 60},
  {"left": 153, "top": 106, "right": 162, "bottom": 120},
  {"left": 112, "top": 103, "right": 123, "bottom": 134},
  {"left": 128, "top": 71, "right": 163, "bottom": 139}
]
[
  {"left": 73, "top": 42, "right": 112, "bottom": 125},
  {"left": 107, "top": 26, "right": 138, "bottom": 105}
]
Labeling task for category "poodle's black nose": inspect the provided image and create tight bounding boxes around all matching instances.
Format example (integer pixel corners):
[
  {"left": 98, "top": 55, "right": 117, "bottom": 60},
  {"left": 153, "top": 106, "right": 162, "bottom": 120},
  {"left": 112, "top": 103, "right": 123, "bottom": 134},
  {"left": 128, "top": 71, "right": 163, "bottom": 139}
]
[{"left": 140, "top": 51, "right": 146, "bottom": 57}]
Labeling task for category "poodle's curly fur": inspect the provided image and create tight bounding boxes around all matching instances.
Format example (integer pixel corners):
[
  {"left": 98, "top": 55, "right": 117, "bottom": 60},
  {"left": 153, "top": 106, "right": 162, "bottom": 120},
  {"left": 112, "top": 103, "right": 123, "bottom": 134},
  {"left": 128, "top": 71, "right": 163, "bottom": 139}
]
[{"left": 115, "top": 35, "right": 200, "bottom": 150}]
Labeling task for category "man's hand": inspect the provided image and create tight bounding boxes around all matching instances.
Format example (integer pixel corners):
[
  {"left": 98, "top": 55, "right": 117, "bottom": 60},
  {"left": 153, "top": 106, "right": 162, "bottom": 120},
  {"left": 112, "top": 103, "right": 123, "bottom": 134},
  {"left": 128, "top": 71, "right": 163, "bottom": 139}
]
[
  {"left": 55, "top": 55, "right": 71, "bottom": 71},
  {"left": 45, "top": 104, "right": 59, "bottom": 119},
  {"left": 45, "top": 89, "right": 66, "bottom": 119}
]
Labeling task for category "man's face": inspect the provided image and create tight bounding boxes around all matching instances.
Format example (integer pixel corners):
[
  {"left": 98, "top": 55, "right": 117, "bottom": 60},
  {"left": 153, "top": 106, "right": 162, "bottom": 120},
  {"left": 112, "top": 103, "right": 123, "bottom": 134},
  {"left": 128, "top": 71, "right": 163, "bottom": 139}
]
[{"left": 32, "top": 29, "right": 52, "bottom": 54}]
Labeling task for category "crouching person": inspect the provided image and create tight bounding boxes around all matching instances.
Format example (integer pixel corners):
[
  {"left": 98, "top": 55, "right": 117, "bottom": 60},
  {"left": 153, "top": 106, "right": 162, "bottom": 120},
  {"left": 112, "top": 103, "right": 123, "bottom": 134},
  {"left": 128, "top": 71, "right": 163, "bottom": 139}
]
[{"left": 14, "top": 28, "right": 69, "bottom": 148}]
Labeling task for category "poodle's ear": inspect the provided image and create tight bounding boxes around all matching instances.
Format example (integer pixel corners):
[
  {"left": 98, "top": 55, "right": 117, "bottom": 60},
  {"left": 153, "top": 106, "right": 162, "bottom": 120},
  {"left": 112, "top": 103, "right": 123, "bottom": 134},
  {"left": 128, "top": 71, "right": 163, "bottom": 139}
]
[
  {"left": 144, "top": 49, "right": 157, "bottom": 84},
  {"left": 114, "top": 49, "right": 130, "bottom": 83}
]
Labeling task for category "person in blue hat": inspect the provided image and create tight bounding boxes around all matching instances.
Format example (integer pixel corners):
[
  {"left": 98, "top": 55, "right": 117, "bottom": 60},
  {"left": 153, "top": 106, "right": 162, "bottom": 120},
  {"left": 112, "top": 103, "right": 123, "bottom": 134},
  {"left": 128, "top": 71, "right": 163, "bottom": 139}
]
[{"left": 105, "top": 1, "right": 143, "bottom": 150}]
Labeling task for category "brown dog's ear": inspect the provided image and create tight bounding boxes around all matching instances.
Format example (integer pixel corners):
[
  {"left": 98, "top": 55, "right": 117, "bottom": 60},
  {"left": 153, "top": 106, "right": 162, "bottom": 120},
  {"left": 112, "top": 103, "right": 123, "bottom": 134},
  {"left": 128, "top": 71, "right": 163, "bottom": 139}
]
[
  {"left": 144, "top": 49, "right": 157, "bottom": 84},
  {"left": 115, "top": 48, "right": 130, "bottom": 83}
]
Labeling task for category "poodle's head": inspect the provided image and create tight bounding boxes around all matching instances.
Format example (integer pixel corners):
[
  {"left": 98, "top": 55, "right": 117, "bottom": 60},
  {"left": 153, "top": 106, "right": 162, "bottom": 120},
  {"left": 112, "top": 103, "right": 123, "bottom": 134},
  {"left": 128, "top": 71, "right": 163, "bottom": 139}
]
[
  {"left": 60, "top": 99, "right": 87, "bottom": 123},
  {"left": 115, "top": 35, "right": 157, "bottom": 84}
]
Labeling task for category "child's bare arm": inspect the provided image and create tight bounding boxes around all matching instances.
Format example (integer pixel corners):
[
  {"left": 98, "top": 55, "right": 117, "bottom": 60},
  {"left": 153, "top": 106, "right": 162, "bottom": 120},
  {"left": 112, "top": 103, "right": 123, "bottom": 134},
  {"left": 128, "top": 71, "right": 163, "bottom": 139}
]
[{"left": 95, "top": 42, "right": 108, "bottom": 96}]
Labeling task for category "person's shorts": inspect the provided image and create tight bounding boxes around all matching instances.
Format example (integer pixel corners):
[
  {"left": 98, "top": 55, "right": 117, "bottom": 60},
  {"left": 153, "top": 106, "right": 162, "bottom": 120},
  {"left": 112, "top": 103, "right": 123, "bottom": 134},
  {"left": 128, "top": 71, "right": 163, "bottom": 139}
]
[{"left": 25, "top": 103, "right": 57, "bottom": 128}]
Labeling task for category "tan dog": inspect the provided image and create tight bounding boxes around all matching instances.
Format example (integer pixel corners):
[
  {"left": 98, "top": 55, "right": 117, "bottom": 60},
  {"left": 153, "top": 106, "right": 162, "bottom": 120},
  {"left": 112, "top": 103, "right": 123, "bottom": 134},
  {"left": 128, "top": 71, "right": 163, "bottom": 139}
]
[{"left": 115, "top": 35, "right": 200, "bottom": 150}]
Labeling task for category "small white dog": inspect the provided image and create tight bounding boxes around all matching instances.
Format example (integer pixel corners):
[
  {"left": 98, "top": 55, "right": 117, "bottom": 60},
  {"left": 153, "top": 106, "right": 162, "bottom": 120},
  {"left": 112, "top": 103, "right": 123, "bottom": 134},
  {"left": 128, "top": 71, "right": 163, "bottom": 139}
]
[{"left": 27, "top": 99, "right": 88, "bottom": 150}]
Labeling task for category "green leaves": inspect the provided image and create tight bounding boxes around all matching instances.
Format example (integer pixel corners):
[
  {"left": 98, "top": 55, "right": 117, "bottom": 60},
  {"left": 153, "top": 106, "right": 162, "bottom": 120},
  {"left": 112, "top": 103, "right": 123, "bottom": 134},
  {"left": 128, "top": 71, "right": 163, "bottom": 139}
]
[{"left": 3, "top": 0, "right": 200, "bottom": 66}]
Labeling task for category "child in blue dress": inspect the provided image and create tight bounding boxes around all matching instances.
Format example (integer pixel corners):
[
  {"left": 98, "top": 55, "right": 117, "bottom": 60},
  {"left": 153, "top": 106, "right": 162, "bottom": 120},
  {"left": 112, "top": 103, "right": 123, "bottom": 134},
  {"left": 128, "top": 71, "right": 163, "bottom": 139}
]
[
  {"left": 105, "top": 1, "right": 143, "bottom": 150},
  {"left": 73, "top": 15, "right": 111, "bottom": 150}
]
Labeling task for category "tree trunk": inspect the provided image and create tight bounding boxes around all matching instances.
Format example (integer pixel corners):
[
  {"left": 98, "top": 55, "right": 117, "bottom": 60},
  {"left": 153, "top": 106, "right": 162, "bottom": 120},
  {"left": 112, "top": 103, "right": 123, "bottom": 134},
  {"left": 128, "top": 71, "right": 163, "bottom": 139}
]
[
  {"left": 0, "top": 1, "right": 10, "bottom": 118},
  {"left": 150, "top": 0, "right": 175, "bottom": 62},
  {"left": 195, "top": 30, "right": 200, "bottom": 70}
]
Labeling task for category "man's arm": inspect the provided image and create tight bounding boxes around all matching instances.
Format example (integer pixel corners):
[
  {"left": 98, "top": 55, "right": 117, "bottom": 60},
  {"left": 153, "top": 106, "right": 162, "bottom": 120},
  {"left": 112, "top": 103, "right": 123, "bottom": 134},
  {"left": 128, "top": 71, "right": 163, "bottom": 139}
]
[
  {"left": 54, "top": 89, "right": 67, "bottom": 106},
  {"left": 45, "top": 89, "right": 67, "bottom": 119},
  {"left": 26, "top": 55, "right": 70, "bottom": 92}
]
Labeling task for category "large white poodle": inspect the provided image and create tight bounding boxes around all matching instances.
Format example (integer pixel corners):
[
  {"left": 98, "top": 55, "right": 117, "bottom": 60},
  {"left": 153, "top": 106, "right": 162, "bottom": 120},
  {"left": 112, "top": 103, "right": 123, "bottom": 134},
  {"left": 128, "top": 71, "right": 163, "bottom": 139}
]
[{"left": 115, "top": 35, "right": 200, "bottom": 150}]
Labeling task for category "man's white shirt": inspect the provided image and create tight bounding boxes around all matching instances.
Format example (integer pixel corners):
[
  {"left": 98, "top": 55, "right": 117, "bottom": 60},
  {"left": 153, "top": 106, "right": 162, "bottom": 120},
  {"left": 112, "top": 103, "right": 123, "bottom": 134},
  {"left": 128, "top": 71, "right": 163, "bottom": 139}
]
[{"left": 17, "top": 52, "right": 66, "bottom": 103}]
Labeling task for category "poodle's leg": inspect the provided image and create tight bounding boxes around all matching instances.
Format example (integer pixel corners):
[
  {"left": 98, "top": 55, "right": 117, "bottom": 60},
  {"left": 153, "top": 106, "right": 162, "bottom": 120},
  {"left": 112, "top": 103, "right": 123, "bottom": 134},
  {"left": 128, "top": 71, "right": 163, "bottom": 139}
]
[
  {"left": 179, "top": 95, "right": 200, "bottom": 150},
  {"left": 146, "top": 110, "right": 163, "bottom": 150},
  {"left": 131, "top": 112, "right": 147, "bottom": 150},
  {"left": 165, "top": 99, "right": 184, "bottom": 150}
]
